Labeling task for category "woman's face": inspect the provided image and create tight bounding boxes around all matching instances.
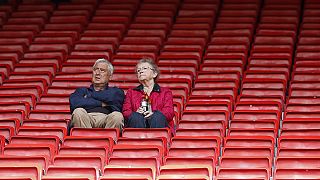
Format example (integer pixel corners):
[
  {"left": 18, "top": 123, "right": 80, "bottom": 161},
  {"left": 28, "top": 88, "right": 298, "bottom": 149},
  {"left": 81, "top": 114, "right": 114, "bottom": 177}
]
[{"left": 136, "top": 62, "right": 157, "bottom": 82}]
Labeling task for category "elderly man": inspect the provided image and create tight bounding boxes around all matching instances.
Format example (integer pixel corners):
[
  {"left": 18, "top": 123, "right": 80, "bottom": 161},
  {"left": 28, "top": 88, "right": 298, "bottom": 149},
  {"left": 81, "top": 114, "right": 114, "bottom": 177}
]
[{"left": 69, "top": 58, "right": 124, "bottom": 129}]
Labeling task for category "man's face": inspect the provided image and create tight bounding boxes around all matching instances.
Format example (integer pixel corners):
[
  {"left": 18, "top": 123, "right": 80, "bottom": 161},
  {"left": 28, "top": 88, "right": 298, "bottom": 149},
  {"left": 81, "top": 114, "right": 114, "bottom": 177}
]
[{"left": 92, "top": 63, "right": 110, "bottom": 85}]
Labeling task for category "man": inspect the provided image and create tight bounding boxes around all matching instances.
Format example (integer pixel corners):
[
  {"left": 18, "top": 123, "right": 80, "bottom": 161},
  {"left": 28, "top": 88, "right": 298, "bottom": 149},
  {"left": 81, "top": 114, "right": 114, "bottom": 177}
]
[{"left": 69, "top": 58, "right": 124, "bottom": 130}]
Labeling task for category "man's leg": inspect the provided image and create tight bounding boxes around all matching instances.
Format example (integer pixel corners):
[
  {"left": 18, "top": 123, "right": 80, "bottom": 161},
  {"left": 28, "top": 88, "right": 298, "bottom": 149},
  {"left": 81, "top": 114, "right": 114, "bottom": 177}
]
[
  {"left": 95, "top": 111, "right": 124, "bottom": 130},
  {"left": 71, "top": 108, "right": 94, "bottom": 128},
  {"left": 126, "top": 112, "right": 146, "bottom": 128},
  {"left": 105, "top": 111, "right": 124, "bottom": 129},
  {"left": 148, "top": 111, "right": 168, "bottom": 128}
]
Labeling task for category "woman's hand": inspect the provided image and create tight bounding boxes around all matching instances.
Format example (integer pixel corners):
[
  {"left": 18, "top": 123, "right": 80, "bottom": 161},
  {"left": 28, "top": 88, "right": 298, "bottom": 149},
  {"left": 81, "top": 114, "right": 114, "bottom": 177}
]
[
  {"left": 136, "top": 107, "right": 145, "bottom": 114},
  {"left": 144, "top": 110, "right": 153, "bottom": 118}
]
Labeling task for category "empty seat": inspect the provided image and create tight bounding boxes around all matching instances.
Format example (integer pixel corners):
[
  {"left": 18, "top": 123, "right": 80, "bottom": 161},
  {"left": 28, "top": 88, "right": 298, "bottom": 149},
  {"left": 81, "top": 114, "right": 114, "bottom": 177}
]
[
  {"left": 103, "top": 165, "right": 154, "bottom": 180},
  {"left": 45, "top": 167, "right": 97, "bottom": 180},
  {"left": 0, "top": 166, "right": 41, "bottom": 180},
  {"left": 159, "top": 165, "right": 212, "bottom": 180},
  {"left": 70, "top": 128, "right": 119, "bottom": 141},
  {"left": 274, "top": 168, "right": 320, "bottom": 180},
  {"left": 0, "top": 156, "right": 48, "bottom": 173},
  {"left": 53, "top": 155, "right": 104, "bottom": 174},
  {"left": 58, "top": 146, "right": 109, "bottom": 165},
  {"left": 3, "top": 144, "right": 56, "bottom": 163}
]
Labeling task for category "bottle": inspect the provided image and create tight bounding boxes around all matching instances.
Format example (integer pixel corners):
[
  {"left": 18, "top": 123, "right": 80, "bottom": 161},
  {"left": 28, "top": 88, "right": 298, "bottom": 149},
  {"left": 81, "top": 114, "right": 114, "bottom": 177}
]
[{"left": 141, "top": 93, "right": 149, "bottom": 112}]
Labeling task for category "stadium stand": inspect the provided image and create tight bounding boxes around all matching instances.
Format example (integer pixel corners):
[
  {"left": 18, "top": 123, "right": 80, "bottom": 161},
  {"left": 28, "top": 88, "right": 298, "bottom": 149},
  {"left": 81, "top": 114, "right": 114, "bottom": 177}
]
[{"left": 1, "top": 0, "right": 319, "bottom": 179}]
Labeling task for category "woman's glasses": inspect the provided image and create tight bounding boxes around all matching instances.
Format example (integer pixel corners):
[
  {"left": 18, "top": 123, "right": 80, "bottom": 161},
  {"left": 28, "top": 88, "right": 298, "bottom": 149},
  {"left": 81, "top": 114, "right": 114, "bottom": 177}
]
[{"left": 136, "top": 67, "right": 154, "bottom": 73}]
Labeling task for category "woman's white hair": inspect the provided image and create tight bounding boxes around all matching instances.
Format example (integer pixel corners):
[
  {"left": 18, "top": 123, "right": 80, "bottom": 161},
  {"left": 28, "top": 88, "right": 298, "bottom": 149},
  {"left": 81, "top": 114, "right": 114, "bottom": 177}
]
[{"left": 93, "top": 58, "right": 114, "bottom": 75}]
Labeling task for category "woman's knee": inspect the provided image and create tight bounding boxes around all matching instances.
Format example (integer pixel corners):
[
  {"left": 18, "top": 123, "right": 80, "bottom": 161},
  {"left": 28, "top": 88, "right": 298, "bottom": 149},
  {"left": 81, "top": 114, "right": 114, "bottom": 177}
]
[
  {"left": 148, "top": 111, "right": 168, "bottom": 128},
  {"left": 126, "top": 112, "right": 145, "bottom": 128}
]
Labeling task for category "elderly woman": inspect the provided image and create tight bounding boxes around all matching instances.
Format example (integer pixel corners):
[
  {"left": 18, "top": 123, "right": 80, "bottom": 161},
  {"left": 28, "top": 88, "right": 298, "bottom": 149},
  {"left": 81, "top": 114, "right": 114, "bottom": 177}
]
[{"left": 122, "top": 58, "right": 175, "bottom": 133}]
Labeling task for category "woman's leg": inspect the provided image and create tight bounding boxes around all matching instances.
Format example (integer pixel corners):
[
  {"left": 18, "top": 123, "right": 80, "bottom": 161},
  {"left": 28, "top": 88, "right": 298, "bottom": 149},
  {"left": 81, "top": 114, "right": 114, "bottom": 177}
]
[
  {"left": 126, "top": 112, "right": 146, "bottom": 128},
  {"left": 148, "top": 111, "right": 168, "bottom": 128}
]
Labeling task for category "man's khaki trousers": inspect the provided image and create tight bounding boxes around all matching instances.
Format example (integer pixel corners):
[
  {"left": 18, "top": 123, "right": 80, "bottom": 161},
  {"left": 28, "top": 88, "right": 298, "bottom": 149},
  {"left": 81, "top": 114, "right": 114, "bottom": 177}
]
[{"left": 71, "top": 108, "right": 124, "bottom": 129}]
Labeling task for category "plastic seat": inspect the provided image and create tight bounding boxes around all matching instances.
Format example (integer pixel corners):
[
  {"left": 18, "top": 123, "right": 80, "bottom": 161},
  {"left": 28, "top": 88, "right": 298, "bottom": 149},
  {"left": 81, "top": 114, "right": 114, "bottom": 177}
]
[
  {"left": 284, "top": 111, "right": 320, "bottom": 119},
  {"left": 0, "top": 156, "right": 47, "bottom": 173},
  {"left": 10, "top": 135, "right": 60, "bottom": 152},
  {"left": 103, "top": 165, "right": 154, "bottom": 180},
  {"left": 181, "top": 110, "right": 229, "bottom": 122},
  {"left": 235, "top": 101, "right": 281, "bottom": 111},
  {"left": 178, "top": 121, "right": 225, "bottom": 131},
  {"left": 22, "top": 119, "right": 68, "bottom": 129},
  {"left": 276, "top": 157, "right": 320, "bottom": 169},
  {"left": 216, "top": 168, "right": 269, "bottom": 180},
  {"left": 228, "top": 128, "right": 277, "bottom": 138},
  {"left": 0, "top": 126, "right": 14, "bottom": 143},
  {"left": 112, "top": 145, "right": 164, "bottom": 163},
  {"left": 0, "top": 85, "right": 42, "bottom": 100},
  {"left": 0, "top": 111, "right": 25, "bottom": 125},
  {"left": 0, "top": 118, "right": 20, "bottom": 132},
  {"left": 282, "top": 119, "right": 320, "bottom": 130},
  {"left": 0, "top": 166, "right": 41, "bottom": 180},
  {"left": 53, "top": 155, "right": 103, "bottom": 173},
  {"left": 63, "top": 136, "right": 114, "bottom": 150},
  {"left": 164, "top": 157, "right": 215, "bottom": 174},
  {"left": 122, "top": 128, "right": 171, "bottom": 142},
  {"left": 58, "top": 146, "right": 109, "bottom": 165},
  {"left": 175, "top": 128, "right": 223, "bottom": 137},
  {"left": 8, "top": 72, "right": 53, "bottom": 85},
  {"left": 45, "top": 167, "right": 97, "bottom": 180},
  {"left": 232, "top": 110, "right": 281, "bottom": 121},
  {"left": 100, "top": 176, "right": 151, "bottom": 180},
  {"left": 219, "top": 156, "right": 271, "bottom": 169},
  {"left": 157, "top": 174, "right": 209, "bottom": 180},
  {"left": 237, "top": 95, "right": 283, "bottom": 105},
  {"left": 17, "top": 127, "right": 66, "bottom": 141},
  {"left": 14, "top": 63, "right": 57, "bottom": 76},
  {"left": 70, "top": 128, "right": 119, "bottom": 141},
  {"left": 224, "top": 136, "right": 274, "bottom": 148},
  {"left": 116, "top": 137, "right": 167, "bottom": 154},
  {"left": 200, "top": 63, "right": 243, "bottom": 76},
  {"left": 229, "top": 120, "right": 278, "bottom": 130},
  {"left": 170, "top": 136, "right": 221, "bottom": 150},
  {"left": 222, "top": 147, "right": 274, "bottom": 158},
  {"left": 28, "top": 110, "right": 70, "bottom": 121},
  {"left": 0, "top": 94, "right": 36, "bottom": 108},
  {"left": 159, "top": 165, "right": 212, "bottom": 180},
  {"left": 274, "top": 168, "right": 320, "bottom": 180},
  {"left": 0, "top": 102, "right": 31, "bottom": 115},
  {"left": 167, "top": 147, "right": 217, "bottom": 160},
  {"left": 194, "top": 79, "right": 239, "bottom": 89},
  {"left": 3, "top": 144, "right": 56, "bottom": 163},
  {"left": 3, "top": 79, "right": 48, "bottom": 93},
  {"left": 279, "top": 136, "right": 320, "bottom": 150}
]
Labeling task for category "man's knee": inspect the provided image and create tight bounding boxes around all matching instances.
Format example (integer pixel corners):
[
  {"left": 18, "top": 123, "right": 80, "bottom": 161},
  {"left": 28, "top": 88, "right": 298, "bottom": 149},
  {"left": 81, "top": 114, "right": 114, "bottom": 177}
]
[
  {"left": 109, "top": 111, "right": 124, "bottom": 123},
  {"left": 72, "top": 108, "right": 87, "bottom": 116},
  {"left": 71, "top": 108, "right": 91, "bottom": 128}
]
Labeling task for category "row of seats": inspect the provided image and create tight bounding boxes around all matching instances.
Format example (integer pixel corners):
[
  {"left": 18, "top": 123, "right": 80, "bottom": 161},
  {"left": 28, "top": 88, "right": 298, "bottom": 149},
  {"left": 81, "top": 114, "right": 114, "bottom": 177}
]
[{"left": 1, "top": 0, "right": 320, "bottom": 179}]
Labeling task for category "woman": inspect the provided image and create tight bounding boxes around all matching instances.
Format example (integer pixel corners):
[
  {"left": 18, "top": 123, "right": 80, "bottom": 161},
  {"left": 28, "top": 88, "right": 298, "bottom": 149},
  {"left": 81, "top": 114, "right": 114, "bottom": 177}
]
[{"left": 122, "top": 58, "right": 175, "bottom": 133}]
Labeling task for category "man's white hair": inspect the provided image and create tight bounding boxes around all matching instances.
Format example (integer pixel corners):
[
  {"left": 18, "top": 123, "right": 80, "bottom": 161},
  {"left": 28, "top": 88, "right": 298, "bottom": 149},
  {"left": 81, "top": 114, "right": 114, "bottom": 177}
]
[{"left": 93, "top": 58, "right": 114, "bottom": 75}]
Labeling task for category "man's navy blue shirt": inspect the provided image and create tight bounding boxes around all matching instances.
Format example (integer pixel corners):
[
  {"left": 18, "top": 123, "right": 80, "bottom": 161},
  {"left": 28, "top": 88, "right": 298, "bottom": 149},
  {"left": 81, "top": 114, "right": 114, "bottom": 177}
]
[{"left": 69, "top": 84, "right": 125, "bottom": 114}]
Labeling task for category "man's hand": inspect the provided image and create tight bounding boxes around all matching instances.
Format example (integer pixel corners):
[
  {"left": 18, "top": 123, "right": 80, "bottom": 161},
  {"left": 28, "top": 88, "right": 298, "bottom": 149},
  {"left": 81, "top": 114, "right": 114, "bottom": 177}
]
[{"left": 102, "top": 102, "right": 107, "bottom": 107}]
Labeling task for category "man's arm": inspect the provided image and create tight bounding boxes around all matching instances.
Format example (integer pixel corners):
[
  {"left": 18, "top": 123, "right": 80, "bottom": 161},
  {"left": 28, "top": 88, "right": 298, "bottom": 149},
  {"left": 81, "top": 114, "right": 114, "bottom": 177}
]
[
  {"left": 92, "top": 87, "right": 125, "bottom": 112},
  {"left": 69, "top": 88, "right": 103, "bottom": 113}
]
